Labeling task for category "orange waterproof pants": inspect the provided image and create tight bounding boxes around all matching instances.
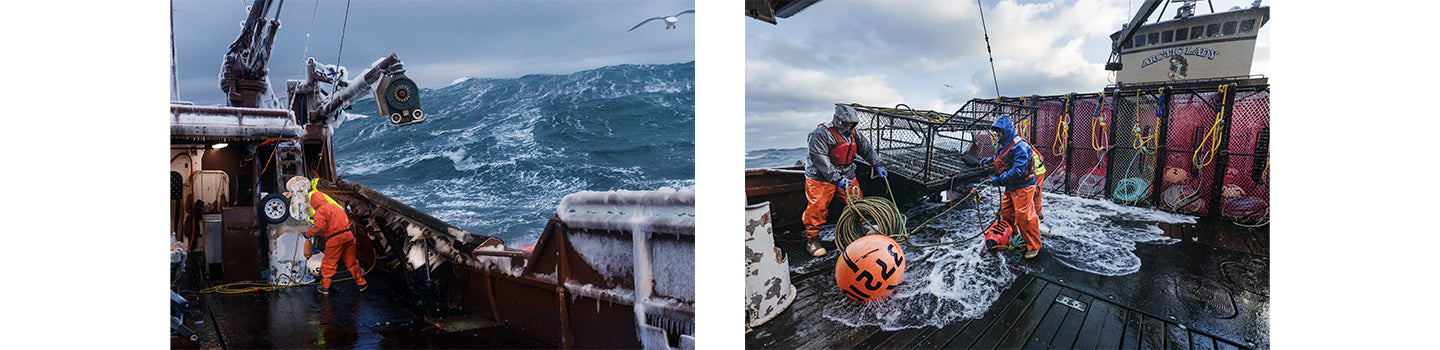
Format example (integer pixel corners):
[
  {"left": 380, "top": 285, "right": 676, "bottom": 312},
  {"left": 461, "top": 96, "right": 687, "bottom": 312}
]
[
  {"left": 1000, "top": 183, "right": 1041, "bottom": 251},
  {"left": 1033, "top": 172, "right": 1044, "bottom": 218},
  {"left": 803, "top": 177, "right": 861, "bottom": 235},
  {"left": 321, "top": 233, "right": 367, "bottom": 289}
]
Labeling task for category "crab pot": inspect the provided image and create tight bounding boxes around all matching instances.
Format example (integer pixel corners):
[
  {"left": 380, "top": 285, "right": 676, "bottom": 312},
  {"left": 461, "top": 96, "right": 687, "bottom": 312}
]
[
  {"left": 966, "top": 83, "right": 1267, "bottom": 222},
  {"left": 849, "top": 101, "right": 1030, "bottom": 200}
]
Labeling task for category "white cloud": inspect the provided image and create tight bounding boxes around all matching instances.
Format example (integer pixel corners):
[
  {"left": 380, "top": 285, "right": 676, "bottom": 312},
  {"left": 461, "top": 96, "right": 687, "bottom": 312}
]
[
  {"left": 745, "top": 60, "right": 906, "bottom": 149},
  {"left": 745, "top": 60, "right": 903, "bottom": 111}
]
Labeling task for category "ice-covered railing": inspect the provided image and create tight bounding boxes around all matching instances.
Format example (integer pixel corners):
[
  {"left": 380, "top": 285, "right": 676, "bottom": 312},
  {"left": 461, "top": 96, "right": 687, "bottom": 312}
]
[
  {"left": 556, "top": 187, "right": 695, "bottom": 235},
  {"left": 555, "top": 187, "right": 696, "bottom": 349},
  {"left": 170, "top": 104, "right": 303, "bottom": 140}
]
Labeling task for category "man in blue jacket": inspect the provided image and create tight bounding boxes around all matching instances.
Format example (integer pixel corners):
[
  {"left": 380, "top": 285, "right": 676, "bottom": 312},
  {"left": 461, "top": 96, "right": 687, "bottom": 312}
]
[{"left": 978, "top": 114, "right": 1042, "bottom": 258}]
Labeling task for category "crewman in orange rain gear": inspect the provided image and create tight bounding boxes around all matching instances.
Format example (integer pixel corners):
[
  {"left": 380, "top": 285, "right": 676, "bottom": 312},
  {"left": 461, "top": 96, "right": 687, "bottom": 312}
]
[
  {"left": 802, "top": 105, "right": 887, "bottom": 257},
  {"left": 1031, "top": 151, "right": 1047, "bottom": 223},
  {"left": 304, "top": 191, "right": 367, "bottom": 294},
  {"left": 977, "top": 114, "right": 1043, "bottom": 258}
]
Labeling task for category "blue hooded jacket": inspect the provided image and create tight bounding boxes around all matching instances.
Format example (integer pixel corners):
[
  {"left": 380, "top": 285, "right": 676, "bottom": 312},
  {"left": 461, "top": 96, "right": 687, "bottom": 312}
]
[{"left": 986, "top": 114, "right": 1037, "bottom": 191}]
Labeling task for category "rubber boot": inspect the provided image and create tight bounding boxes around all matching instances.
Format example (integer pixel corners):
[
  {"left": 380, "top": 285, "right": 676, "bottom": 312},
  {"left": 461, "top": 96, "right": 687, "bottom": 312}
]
[
  {"left": 805, "top": 226, "right": 827, "bottom": 257},
  {"left": 317, "top": 285, "right": 330, "bottom": 295}
]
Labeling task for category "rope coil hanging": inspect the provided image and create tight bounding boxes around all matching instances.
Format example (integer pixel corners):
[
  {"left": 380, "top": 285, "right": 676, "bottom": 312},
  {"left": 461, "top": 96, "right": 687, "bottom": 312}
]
[
  {"left": 1193, "top": 84, "right": 1228, "bottom": 169},
  {"left": 1053, "top": 93, "right": 1071, "bottom": 157}
]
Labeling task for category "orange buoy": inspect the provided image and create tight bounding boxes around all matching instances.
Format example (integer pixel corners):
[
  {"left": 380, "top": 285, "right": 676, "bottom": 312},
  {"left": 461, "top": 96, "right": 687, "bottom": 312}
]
[
  {"left": 1222, "top": 184, "right": 1246, "bottom": 199},
  {"left": 1163, "top": 167, "right": 1189, "bottom": 184},
  {"left": 835, "top": 234, "right": 906, "bottom": 302}
]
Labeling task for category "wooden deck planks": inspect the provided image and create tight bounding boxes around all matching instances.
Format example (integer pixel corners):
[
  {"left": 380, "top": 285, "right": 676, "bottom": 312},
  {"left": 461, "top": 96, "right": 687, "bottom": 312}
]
[
  {"left": 885, "top": 326, "right": 939, "bottom": 349},
  {"left": 1093, "top": 303, "right": 1131, "bottom": 350},
  {"left": 1047, "top": 293, "right": 1096, "bottom": 349},
  {"left": 1165, "top": 322, "right": 1190, "bottom": 350},
  {"left": 1120, "top": 310, "right": 1142, "bottom": 350},
  {"left": 1140, "top": 315, "right": 1166, "bottom": 350},
  {"left": 946, "top": 279, "right": 1053, "bottom": 349},
  {"left": 917, "top": 274, "right": 1039, "bottom": 348},
  {"left": 1189, "top": 332, "right": 1218, "bottom": 350},
  {"left": 1069, "top": 298, "right": 1118, "bottom": 349},
  {"left": 974, "top": 283, "right": 1064, "bottom": 349},
  {"left": 1214, "top": 339, "right": 1242, "bottom": 350},
  {"left": 751, "top": 252, "right": 1265, "bottom": 349},
  {"left": 1017, "top": 298, "right": 1072, "bottom": 349}
]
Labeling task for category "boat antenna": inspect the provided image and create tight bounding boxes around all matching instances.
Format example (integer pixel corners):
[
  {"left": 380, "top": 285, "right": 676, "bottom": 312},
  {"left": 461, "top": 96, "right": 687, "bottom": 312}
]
[
  {"left": 977, "top": 0, "right": 1000, "bottom": 98},
  {"left": 334, "top": 0, "right": 352, "bottom": 91},
  {"left": 300, "top": 0, "right": 318, "bottom": 78},
  {"left": 171, "top": 0, "right": 180, "bottom": 101}
]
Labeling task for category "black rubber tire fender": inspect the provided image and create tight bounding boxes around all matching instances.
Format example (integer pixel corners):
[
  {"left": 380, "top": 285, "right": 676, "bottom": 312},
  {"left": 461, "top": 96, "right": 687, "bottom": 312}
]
[{"left": 259, "top": 193, "right": 291, "bottom": 224}]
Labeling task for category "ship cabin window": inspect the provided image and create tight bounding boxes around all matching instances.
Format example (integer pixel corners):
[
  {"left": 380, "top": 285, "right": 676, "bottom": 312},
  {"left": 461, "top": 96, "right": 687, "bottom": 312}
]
[
  {"left": 1147, "top": 32, "right": 1159, "bottom": 46},
  {"left": 1134, "top": 34, "right": 1145, "bottom": 47},
  {"left": 1161, "top": 30, "right": 1173, "bottom": 43},
  {"left": 1174, "top": 27, "right": 1188, "bottom": 42},
  {"left": 1206, "top": 23, "right": 1220, "bottom": 38},
  {"left": 1190, "top": 25, "right": 1204, "bottom": 40},
  {"left": 1124, "top": 37, "right": 1133, "bottom": 49},
  {"left": 1238, "top": 19, "right": 1256, "bottom": 34},
  {"left": 1222, "top": 21, "right": 1237, "bottom": 36}
]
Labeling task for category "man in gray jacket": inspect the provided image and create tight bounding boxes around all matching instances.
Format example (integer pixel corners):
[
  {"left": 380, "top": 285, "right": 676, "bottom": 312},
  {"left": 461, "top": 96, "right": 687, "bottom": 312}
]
[{"left": 801, "top": 105, "right": 888, "bottom": 256}]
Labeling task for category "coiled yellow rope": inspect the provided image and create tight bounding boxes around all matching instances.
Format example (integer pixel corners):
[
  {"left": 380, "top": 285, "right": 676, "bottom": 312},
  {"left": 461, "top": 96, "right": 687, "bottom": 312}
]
[
  {"left": 1053, "top": 93, "right": 1070, "bottom": 157},
  {"left": 1091, "top": 92, "right": 1108, "bottom": 152},
  {"left": 1193, "top": 84, "right": 1228, "bottom": 169}
]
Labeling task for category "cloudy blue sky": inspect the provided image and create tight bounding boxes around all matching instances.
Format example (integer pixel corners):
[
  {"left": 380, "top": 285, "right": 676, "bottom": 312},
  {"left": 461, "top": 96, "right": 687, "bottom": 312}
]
[
  {"left": 745, "top": 0, "right": 1270, "bottom": 151},
  {"left": 171, "top": 0, "right": 696, "bottom": 106}
]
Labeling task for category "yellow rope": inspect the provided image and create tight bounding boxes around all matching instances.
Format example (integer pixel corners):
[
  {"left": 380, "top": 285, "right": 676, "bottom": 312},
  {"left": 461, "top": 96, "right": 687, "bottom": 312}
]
[
  {"left": 201, "top": 233, "right": 376, "bottom": 294},
  {"left": 1053, "top": 93, "right": 1070, "bottom": 157},
  {"left": 1131, "top": 90, "right": 1159, "bottom": 155},
  {"left": 1193, "top": 85, "right": 1228, "bottom": 169},
  {"left": 1015, "top": 96, "right": 1030, "bottom": 138},
  {"left": 1091, "top": 92, "right": 1107, "bottom": 152}
]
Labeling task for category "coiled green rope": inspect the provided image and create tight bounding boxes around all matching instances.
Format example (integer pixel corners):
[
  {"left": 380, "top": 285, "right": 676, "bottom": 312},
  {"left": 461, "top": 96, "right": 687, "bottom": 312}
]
[{"left": 834, "top": 177, "right": 996, "bottom": 251}]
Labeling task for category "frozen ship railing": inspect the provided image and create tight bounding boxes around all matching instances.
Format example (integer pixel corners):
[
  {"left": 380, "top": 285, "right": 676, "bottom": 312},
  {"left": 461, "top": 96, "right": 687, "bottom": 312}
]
[{"left": 330, "top": 183, "right": 696, "bottom": 349}]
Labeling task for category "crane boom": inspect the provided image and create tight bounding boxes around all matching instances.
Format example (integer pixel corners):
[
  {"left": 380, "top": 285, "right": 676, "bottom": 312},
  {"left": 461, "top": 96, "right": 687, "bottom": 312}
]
[
  {"left": 1105, "top": 0, "right": 1166, "bottom": 71},
  {"left": 220, "top": 0, "right": 282, "bottom": 107}
]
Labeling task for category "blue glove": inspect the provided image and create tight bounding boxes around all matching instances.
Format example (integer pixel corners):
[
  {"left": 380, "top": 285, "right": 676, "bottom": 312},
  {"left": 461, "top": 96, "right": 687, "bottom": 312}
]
[
  {"left": 984, "top": 176, "right": 996, "bottom": 184},
  {"left": 876, "top": 166, "right": 888, "bottom": 178},
  {"left": 838, "top": 178, "right": 851, "bottom": 190},
  {"left": 979, "top": 156, "right": 992, "bottom": 165}
]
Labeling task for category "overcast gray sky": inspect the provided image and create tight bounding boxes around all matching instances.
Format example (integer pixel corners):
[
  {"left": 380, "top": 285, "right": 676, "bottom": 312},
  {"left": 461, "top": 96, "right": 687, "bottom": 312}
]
[
  {"left": 745, "top": 0, "right": 1270, "bottom": 151},
  {"left": 171, "top": 0, "right": 695, "bottom": 106}
]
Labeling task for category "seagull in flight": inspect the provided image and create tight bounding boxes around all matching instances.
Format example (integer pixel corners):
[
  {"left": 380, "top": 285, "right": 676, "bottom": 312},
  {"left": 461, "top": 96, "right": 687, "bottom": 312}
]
[{"left": 629, "top": 10, "right": 694, "bottom": 31}]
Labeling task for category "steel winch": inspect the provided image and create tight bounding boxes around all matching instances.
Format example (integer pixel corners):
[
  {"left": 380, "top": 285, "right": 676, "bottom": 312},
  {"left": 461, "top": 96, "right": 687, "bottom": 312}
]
[{"left": 375, "top": 62, "right": 424, "bottom": 126}]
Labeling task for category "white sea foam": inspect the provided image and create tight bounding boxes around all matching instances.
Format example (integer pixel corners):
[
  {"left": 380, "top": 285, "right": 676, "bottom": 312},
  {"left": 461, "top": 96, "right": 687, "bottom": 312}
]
[{"left": 818, "top": 188, "right": 1189, "bottom": 329}]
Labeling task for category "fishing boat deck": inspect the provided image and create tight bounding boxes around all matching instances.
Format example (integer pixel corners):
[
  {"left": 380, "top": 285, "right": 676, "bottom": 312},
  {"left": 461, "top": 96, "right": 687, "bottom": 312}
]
[
  {"left": 748, "top": 218, "right": 1269, "bottom": 349},
  {"left": 169, "top": 256, "right": 548, "bottom": 349}
]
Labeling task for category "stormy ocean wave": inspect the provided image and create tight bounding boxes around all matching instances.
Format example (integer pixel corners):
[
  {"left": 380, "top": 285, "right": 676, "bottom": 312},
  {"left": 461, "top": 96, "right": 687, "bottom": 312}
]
[{"left": 333, "top": 62, "right": 694, "bottom": 247}]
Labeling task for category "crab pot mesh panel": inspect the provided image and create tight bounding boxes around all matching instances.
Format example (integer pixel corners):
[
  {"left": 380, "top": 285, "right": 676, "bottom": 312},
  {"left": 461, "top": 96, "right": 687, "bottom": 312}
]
[
  {"left": 1108, "top": 91, "right": 1162, "bottom": 206},
  {"left": 1065, "top": 95, "right": 1109, "bottom": 198},
  {"left": 1219, "top": 88, "right": 1270, "bottom": 223},
  {"left": 1159, "top": 90, "right": 1225, "bottom": 216},
  {"left": 854, "top": 105, "right": 990, "bottom": 183},
  {"left": 1023, "top": 97, "right": 1067, "bottom": 193},
  {"left": 971, "top": 99, "right": 1041, "bottom": 181}
]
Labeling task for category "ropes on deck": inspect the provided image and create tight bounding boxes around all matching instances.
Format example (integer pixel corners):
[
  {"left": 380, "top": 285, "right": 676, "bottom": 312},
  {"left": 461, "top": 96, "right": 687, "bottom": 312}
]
[{"left": 834, "top": 176, "right": 996, "bottom": 251}]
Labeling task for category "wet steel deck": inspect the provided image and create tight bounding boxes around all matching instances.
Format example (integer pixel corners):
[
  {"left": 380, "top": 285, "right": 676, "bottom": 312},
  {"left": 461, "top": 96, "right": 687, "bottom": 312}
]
[
  {"left": 170, "top": 257, "right": 548, "bottom": 349},
  {"left": 748, "top": 218, "right": 1269, "bottom": 349}
]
